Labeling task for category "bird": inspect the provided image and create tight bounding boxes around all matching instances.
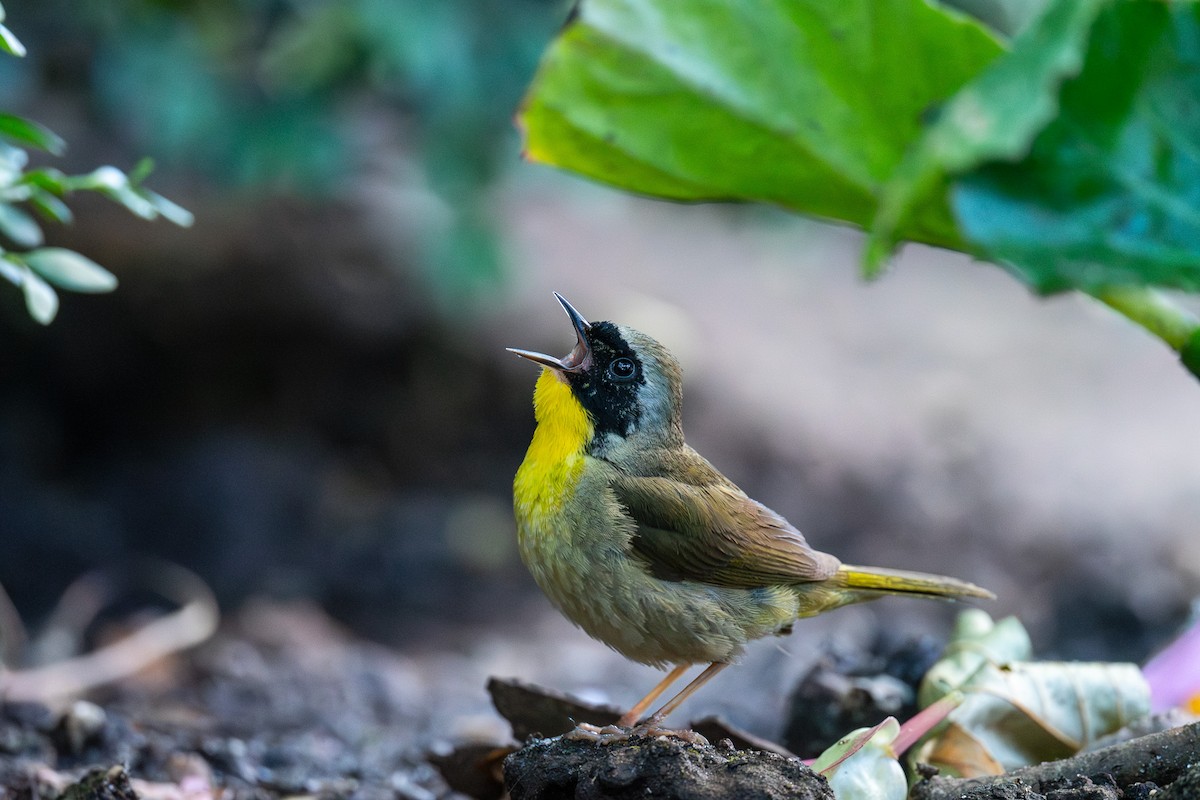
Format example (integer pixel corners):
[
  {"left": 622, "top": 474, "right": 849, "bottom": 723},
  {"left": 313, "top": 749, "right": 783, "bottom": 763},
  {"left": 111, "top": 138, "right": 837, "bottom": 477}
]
[{"left": 508, "top": 293, "right": 993, "bottom": 736}]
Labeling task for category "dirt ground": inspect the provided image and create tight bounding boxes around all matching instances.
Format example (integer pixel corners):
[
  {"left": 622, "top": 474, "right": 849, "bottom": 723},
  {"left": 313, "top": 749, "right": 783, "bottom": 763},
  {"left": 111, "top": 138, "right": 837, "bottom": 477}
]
[{"left": 1, "top": 600, "right": 1196, "bottom": 799}]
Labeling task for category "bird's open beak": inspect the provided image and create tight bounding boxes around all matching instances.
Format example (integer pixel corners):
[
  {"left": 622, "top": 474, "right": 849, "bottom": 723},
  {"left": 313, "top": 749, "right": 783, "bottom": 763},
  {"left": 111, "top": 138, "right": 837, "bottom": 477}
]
[{"left": 507, "top": 292, "right": 592, "bottom": 373}]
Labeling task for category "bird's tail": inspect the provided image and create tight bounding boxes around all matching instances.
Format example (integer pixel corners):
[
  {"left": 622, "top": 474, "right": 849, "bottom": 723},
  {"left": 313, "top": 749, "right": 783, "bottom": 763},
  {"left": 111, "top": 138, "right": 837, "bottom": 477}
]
[{"left": 834, "top": 564, "right": 994, "bottom": 601}]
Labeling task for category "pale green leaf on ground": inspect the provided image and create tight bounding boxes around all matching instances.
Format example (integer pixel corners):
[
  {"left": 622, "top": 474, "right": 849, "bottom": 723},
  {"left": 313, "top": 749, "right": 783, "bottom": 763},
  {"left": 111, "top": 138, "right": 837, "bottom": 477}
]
[
  {"left": 915, "top": 611, "right": 1151, "bottom": 778},
  {"left": 866, "top": 0, "right": 1108, "bottom": 274},
  {"left": 23, "top": 248, "right": 118, "bottom": 293},
  {"left": 0, "top": 201, "right": 43, "bottom": 248},
  {"left": 954, "top": 2, "right": 1200, "bottom": 293},
  {"left": 813, "top": 717, "right": 906, "bottom": 800},
  {"left": 918, "top": 609, "right": 1032, "bottom": 706},
  {"left": 520, "top": 0, "right": 1002, "bottom": 246}
]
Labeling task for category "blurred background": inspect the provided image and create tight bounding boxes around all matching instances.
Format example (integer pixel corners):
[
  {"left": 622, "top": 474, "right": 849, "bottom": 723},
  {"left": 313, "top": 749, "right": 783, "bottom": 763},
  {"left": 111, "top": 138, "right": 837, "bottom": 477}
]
[{"left": 1, "top": 0, "right": 1198, "bottom": 747}]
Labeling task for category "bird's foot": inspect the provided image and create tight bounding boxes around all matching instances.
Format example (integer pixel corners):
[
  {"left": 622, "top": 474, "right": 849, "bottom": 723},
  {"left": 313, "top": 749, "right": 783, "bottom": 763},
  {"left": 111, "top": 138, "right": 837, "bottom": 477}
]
[{"left": 564, "top": 721, "right": 709, "bottom": 746}]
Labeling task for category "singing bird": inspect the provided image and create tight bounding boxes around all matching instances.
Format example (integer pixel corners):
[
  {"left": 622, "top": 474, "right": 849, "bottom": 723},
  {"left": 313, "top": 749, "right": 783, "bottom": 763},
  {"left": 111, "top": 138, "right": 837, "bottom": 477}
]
[{"left": 509, "top": 294, "right": 992, "bottom": 734}]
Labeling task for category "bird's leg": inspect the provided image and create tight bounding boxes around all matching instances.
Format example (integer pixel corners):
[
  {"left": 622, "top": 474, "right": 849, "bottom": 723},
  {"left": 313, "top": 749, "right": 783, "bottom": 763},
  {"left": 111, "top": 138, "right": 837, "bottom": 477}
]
[
  {"left": 640, "top": 661, "right": 729, "bottom": 729},
  {"left": 566, "top": 663, "right": 691, "bottom": 743},
  {"left": 616, "top": 662, "right": 692, "bottom": 727},
  {"left": 567, "top": 662, "right": 730, "bottom": 745}
]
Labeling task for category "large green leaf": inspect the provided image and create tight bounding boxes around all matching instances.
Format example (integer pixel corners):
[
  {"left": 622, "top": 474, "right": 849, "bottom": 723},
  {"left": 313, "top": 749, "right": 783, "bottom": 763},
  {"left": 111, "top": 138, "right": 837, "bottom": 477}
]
[
  {"left": 866, "top": 0, "right": 1108, "bottom": 273},
  {"left": 954, "top": 2, "right": 1200, "bottom": 293},
  {"left": 520, "top": 0, "right": 1003, "bottom": 246}
]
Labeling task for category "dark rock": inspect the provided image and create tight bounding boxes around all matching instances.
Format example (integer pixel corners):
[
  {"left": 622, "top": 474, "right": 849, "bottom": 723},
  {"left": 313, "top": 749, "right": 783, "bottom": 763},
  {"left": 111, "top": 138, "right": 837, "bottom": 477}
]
[
  {"left": 1122, "top": 785, "right": 1161, "bottom": 800},
  {"left": 59, "top": 766, "right": 140, "bottom": 800},
  {"left": 428, "top": 741, "right": 513, "bottom": 800},
  {"left": 1159, "top": 760, "right": 1200, "bottom": 800},
  {"left": 488, "top": 677, "right": 622, "bottom": 740},
  {"left": 689, "top": 715, "right": 797, "bottom": 758},
  {"left": 504, "top": 735, "right": 831, "bottom": 800},
  {"left": 1043, "top": 775, "right": 1119, "bottom": 800},
  {"left": 783, "top": 633, "right": 940, "bottom": 757}
]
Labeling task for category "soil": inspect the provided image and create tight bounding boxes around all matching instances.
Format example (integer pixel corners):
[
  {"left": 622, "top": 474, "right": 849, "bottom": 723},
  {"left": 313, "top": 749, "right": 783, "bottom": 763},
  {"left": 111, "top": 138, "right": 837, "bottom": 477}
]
[
  {"left": 504, "top": 736, "right": 831, "bottom": 800},
  {"left": 2, "top": 602, "right": 1198, "bottom": 799}
]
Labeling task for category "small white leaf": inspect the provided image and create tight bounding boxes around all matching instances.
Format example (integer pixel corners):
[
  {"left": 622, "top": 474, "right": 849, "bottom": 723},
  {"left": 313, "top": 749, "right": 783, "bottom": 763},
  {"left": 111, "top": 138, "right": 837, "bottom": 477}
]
[
  {"left": 20, "top": 264, "right": 58, "bottom": 323},
  {"left": 23, "top": 247, "right": 117, "bottom": 293}
]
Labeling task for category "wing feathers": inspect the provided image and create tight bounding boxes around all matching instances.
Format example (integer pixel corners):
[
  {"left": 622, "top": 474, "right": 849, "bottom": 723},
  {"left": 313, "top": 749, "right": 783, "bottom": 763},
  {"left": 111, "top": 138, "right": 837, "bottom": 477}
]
[{"left": 611, "top": 472, "right": 840, "bottom": 587}]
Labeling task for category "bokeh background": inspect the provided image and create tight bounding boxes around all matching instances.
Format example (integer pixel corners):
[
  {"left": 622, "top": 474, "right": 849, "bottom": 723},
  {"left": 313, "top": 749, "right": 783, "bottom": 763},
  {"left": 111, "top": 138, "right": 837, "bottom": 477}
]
[{"left": 1, "top": 0, "right": 1198, "bottom": 744}]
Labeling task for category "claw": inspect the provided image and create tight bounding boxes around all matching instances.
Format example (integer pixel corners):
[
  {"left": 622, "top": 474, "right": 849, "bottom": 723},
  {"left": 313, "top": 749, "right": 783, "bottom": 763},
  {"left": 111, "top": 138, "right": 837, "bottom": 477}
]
[{"left": 563, "top": 721, "right": 709, "bottom": 746}]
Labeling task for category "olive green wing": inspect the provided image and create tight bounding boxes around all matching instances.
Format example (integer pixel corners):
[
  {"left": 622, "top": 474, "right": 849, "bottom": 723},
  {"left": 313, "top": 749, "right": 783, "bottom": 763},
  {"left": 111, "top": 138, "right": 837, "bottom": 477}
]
[{"left": 611, "top": 473, "right": 841, "bottom": 588}]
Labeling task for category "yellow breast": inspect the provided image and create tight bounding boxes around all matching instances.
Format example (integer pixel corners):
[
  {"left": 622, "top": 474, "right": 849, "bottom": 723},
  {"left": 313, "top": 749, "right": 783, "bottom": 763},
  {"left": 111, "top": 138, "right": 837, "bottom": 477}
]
[{"left": 513, "top": 369, "right": 594, "bottom": 526}]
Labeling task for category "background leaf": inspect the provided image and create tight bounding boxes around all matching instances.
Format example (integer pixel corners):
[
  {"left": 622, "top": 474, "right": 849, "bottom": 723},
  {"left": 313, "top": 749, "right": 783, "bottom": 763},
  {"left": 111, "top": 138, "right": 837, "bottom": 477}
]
[
  {"left": 0, "top": 202, "right": 42, "bottom": 248},
  {"left": 520, "top": 0, "right": 1003, "bottom": 246},
  {"left": 0, "top": 114, "right": 65, "bottom": 155},
  {"left": 15, "top": 261, "right": 58, "bottom": 323},
  {"left": 0, "top": 22, "right": 24, "bottom": 57}
]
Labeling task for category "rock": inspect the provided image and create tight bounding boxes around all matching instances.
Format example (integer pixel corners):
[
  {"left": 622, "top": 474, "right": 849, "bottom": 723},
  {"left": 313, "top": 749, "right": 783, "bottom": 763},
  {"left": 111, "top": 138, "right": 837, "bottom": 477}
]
[
  {"left": 503, "top": 735, "right": 831, "bottom": 800},
  {"left": 59, "top": 765, "right": 140, "bottom": 800}
]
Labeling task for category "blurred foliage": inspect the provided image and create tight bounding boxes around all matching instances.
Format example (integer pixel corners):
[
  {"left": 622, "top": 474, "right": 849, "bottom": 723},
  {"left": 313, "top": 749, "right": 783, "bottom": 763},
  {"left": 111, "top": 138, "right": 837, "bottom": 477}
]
[
  {"left": 519, "top": 0, "right": 1200, "bottom": 380},
  {"left": 2, "top": 0, "right": 568, "bottom": 295},
  {"left": 0, "top": 1, "right": 192, "bottom": 324}
]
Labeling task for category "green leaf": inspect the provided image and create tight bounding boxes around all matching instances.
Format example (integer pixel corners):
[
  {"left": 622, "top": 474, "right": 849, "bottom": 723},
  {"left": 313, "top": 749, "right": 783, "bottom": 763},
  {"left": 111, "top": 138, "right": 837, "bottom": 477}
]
[
  {"left": 520, "top": 0, "right": 1003, "bottom": 245},
  {"left": 21, "top": 167, "right": 67, "bottom": 194},
  {"left": 954, "top": 2, "right": 1200, "bottom": 293},
  {"left": 0, "top": 201, "right": 43, "bottom": 247},
  {"left": 139, "top": 187, "right": 195, "bottom": 227},
  {"left": 867, "top": 0, "right": 1108, "bottom": 274},
  {"left": 0, "top": 114, "right": 65, "bottom": 155},
  {"left": 128, "top": 156, "right": 155, "bottom": 185},
  {"left": 1182, "top": 328, "right": 1200, "bottom": 380},
  {"left": 0, "top": 22, "right": 24, "bottom": 57},
  {"left": 22, "top": 248, "right": 117, "bottom": 293},
  {"left": 28, "top": 188, "right": 73, "bottom": 225}
]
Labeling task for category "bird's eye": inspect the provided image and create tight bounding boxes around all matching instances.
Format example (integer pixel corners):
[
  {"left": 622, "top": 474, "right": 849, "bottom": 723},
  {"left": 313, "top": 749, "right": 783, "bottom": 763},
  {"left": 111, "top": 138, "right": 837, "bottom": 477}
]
[{"left": 608, "top": 357, "right": 637, "bottom": 382}]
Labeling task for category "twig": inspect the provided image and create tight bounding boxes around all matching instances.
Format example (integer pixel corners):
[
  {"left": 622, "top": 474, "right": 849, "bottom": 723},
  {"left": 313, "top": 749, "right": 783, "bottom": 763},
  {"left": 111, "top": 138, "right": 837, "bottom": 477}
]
[
  {"left": 1092, "top": 287, "right": 1199, "bottom": 352},
  {"left": 911, "top": 720, "right": 1200, "bottom": 799},
  {"left": 0, "top": 561, "right": 219, "bottom": 704}
]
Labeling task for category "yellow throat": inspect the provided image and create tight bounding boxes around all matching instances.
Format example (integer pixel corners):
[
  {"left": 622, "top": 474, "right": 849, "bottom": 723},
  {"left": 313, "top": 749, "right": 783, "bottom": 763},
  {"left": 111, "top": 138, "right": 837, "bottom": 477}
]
[{"left": 513, "top": 369, "right": 594, "bottom": 523}]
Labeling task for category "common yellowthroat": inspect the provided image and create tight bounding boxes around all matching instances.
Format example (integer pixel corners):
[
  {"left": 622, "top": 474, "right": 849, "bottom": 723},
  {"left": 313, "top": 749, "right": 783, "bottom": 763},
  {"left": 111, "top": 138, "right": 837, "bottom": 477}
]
[{"left": 509, "top": 294, "right": 992, "bottom": 732}]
